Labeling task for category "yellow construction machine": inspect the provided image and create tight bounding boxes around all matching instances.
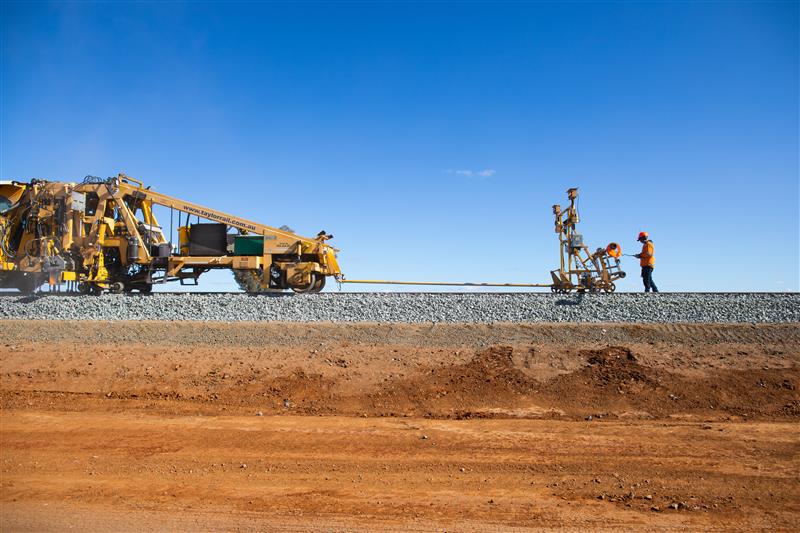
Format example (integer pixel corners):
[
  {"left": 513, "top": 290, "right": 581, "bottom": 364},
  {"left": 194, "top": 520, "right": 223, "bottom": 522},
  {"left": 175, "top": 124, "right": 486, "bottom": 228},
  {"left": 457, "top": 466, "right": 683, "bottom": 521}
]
[
  {"left": 0, "top": 174, "right": 341, "bottom": 294},
  {"left": 548, "top": 188, "right": 626, "bottom": 293}
]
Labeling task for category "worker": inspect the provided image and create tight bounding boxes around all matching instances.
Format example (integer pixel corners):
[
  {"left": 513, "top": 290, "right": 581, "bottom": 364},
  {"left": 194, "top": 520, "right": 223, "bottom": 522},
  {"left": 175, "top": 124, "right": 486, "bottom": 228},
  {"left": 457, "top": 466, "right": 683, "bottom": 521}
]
[{"left": 635, "top": 231, "right": 658, "bottom": 293}]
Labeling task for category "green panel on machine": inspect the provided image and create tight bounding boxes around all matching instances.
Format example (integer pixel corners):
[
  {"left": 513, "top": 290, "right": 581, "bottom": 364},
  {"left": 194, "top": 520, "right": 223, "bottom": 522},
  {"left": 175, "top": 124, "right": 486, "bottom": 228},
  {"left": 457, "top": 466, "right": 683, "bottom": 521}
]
[{"left": 233, "top": 236, "right": 264, "bottom": 255}]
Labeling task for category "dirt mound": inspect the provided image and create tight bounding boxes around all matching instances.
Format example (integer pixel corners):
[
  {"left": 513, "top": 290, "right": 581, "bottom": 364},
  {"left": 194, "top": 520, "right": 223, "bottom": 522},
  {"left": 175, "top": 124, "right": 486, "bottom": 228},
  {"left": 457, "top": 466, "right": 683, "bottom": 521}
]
[
  {"left": 525, "top": 346, "right": 671, "bottom": 418},
  {"left": 365, "top": 346, "right": 538, "bottom": 416},
  {"left": 358, "top": 345, "right": 800, "bottom": 420},
  {"left": 540, "top": 346, "right": 800, "bottom": 419},
  {"left": 583, "top": 346, "right": 659, "bottom": 388}
]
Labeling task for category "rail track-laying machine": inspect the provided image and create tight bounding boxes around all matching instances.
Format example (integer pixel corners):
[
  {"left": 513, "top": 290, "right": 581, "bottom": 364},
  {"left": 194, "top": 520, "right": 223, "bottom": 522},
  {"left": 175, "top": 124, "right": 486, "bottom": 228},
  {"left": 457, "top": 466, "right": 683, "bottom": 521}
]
[
  {"left": 0, "top": 174, "right": 340, "bottom": 294},
  {"left": 0, "top": 175, "right": 623, "bottom": 294}
]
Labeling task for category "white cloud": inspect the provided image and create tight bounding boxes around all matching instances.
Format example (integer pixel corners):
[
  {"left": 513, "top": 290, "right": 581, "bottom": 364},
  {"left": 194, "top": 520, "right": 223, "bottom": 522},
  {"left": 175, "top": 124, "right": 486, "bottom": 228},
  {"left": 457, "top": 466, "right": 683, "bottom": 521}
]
[{"left": 445, "top": 168, "right": 496, "bottom": 179}]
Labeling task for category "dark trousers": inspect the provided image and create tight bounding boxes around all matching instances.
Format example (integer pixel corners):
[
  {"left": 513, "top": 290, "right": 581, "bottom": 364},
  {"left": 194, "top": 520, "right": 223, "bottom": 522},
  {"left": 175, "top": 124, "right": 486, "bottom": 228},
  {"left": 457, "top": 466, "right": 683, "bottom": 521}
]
[{"left": 641, "top": 266, "right": 658, "bottom": 292}]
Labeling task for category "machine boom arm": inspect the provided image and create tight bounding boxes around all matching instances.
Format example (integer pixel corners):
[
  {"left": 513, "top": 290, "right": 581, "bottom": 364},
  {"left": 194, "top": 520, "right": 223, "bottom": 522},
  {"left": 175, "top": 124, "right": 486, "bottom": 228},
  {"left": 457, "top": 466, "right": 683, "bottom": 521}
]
[{"left": 117, "top": 176, "right": 320, "bottom": 245}]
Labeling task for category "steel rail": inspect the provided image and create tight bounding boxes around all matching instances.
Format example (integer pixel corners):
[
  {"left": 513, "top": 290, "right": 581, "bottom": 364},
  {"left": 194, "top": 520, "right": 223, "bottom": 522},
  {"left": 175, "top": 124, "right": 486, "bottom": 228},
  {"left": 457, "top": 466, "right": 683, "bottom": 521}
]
[{"left": 338, "top": 279, "right": 551, "bottom": 288}]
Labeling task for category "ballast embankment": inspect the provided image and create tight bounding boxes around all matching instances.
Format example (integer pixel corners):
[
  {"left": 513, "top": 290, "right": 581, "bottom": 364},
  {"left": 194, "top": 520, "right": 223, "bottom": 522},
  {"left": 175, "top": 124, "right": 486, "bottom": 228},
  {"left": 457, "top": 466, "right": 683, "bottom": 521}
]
[{"left": 0, "top": 292, "right": 797, "bottom": 323}]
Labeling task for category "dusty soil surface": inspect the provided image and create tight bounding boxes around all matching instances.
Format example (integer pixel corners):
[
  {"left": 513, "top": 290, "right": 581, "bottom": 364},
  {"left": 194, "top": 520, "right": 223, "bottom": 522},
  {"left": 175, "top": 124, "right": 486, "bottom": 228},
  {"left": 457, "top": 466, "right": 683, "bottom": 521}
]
[{"left": 2, "top": 321, "right": 799, "bottom": 531}]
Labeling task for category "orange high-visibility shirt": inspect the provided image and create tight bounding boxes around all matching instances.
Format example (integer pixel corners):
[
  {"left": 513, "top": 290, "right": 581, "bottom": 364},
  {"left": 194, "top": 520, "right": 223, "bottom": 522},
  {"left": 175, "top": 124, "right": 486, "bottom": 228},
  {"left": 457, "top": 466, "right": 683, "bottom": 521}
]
[{"left": 640, "top": 240, "right": 655, "bottom": 267}]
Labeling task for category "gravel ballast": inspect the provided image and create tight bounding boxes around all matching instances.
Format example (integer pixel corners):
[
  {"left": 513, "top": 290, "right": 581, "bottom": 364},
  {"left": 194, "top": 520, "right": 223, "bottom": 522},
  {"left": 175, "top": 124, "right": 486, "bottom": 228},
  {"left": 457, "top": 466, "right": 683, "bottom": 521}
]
[{"left": 0, "top": 292, "right": 797, "bottom": 323}]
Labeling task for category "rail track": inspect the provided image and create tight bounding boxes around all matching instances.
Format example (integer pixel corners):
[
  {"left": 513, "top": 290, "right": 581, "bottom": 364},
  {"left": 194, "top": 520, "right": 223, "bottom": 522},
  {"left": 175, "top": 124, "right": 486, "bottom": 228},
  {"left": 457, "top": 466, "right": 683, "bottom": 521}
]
[{"left": 2, "top": 290, "right": 796, "bottom": 297}]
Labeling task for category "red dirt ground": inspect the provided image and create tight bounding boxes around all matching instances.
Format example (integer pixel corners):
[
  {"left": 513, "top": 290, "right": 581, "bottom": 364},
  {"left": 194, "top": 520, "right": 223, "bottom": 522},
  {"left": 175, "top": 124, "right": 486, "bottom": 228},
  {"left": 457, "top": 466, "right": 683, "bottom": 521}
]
[{"left": 1, "top": 321, "right": 798, "bottom": 531}]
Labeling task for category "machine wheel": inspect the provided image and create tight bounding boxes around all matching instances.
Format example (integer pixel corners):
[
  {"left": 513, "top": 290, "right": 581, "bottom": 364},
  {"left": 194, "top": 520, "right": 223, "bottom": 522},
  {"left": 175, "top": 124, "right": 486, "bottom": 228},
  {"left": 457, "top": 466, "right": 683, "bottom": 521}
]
[
  {"left": 312, "top": 274, "right": 326, "bottom": 292},
  {"left": 291, "top": 273, "right": 325, "bottom": 294},
  {"left": 233, "top": 269, "right": 264, "bottom": 294},
  {"left": 603, "top": 282, "right": 616, "bottom": 294},
  {"left": 138, "top": 283, "right": 153, "bottom": 294},
  {"left": 233, "top": 269, "right": 288, "bottom": 295},
  {"left": 550, "top": 285, "right": 571, "bottom": 294},
  {"left": 79, "top": 283, "right": 103, "bottom": 296},
  {"left": 109, "top": 282, "right": 125, "bottom": 294},
  {"left": 16, "top": 273, "right": 42, "bottom": 295}
]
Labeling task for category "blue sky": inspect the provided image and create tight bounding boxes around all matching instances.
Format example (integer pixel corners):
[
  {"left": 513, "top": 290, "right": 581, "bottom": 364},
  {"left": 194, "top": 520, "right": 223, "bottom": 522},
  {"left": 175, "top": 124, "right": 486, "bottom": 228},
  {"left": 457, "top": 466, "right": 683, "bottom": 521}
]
[{"left": 2, "top": 1, "right": 798, "bottom": 292}]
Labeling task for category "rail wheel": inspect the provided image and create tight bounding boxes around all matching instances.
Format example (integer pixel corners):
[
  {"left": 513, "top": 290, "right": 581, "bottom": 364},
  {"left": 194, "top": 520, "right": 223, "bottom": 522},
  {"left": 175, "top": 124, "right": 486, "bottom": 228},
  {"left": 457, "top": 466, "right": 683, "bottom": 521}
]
[
  {"left": 603, "top": 282, "right": 616, "bottom": 294},
  {"left": 80, "top": 283, "right": 103, "bottom": 296},
  {"left": 16, "top": 273, "right": 43, "bottom": 295},
  {"left": 291, "top": 273, "right": 325, "bottom": 294},
  {"left": 233, "top": 269, "right": 265, "bottom": 294},
  {"left": 109, "top": 282, "right": 125, "bottom": 294},
  {"left": 550, "top": 285, "right": 571, "bottom": 294}
]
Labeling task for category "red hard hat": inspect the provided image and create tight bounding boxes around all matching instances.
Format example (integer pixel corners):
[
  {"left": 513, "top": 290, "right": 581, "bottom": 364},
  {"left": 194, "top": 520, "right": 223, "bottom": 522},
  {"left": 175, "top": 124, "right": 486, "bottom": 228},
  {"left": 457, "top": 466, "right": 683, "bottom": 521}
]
[{"left": 638, "top": 231, "right": 648, "bottom": 240}]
